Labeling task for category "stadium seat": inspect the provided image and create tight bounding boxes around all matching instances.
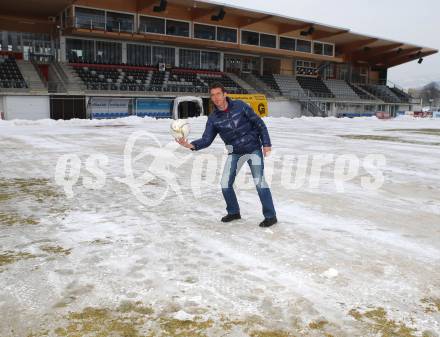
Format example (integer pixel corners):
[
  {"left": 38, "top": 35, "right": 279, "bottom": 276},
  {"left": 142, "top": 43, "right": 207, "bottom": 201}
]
[{"left": 70, "top": 62, "right": 247, "bottom": 94}]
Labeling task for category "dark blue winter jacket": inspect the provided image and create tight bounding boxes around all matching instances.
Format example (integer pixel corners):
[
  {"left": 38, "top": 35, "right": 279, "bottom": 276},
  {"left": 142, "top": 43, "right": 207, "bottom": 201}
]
[{"left": 191, "top": 97, "right": 271, "bottom": 154}]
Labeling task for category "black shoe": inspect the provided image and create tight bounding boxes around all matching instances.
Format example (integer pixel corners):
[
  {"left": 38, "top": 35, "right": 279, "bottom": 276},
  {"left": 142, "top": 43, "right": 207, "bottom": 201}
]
[
  {"left": 221, "top": 213, "right": 241, "bottom": 223},
  {"left": 259, "top": 216, "right": 278, "bottom": 228}
]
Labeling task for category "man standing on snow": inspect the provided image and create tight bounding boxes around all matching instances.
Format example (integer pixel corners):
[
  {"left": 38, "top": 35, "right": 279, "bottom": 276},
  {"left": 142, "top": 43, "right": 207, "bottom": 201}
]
[{"left": 177, "top": 82, "right": 277, "bottom": 228}]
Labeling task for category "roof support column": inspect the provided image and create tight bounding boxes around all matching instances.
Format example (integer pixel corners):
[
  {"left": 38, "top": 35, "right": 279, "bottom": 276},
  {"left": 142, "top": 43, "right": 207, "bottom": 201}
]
[
  {"left": 59, "top": 35, "right": 66, "bottom": 62},
  {"left": 122, "top": 41, "right": 127, "bottom": 64},
  {"left": 220, "top": 52, "right": 224, "bottom": 72},
  {"left": 2, "top": 32, "right": 8, "bottom": 51},
  {"left": 175, "top": 48, "right": 179, "bottom": 67}
]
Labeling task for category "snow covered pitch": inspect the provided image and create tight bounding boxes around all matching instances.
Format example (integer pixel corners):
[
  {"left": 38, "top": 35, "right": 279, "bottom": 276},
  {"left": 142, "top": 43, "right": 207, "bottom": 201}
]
[{"left": 0, "top": 116, "right": 439, "bottom": 336}]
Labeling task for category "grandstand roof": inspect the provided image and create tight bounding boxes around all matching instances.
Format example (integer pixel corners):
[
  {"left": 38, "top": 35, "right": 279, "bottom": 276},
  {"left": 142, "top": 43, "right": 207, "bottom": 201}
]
[{"left": 0, "top": 0, "right": 437, "bottom": 67}]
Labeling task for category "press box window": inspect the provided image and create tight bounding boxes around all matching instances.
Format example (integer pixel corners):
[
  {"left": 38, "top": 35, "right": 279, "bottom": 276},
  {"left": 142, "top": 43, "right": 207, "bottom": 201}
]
[
  {"left": 296, "top": 39, "right": 312, "bottom": 53},
  {"left": 279, "top": 37, "right": 296, "bottom": 51},
  {"left": 166, "top": 20, "right": 190, "bottom": 37},
  {"left": 313, "top": 42, "right": 323, "bottom": 55},
  {"left": 106, "top": 11, "right": 134, "bottom": 33},
  {"left": 241, "top": 30, "right": 259, "bottom": 46},
  {"left": 324, "top": 44, "right": 334, "bottom": 56},
  {"left": 140, "top": 16, "right": 165, "bottom": 34},
  {"left": 260, "top": 34, "right": 276, "bottom": 48},
  {"left": 75, "top": 7, "right": 105, "bottom": 30},
  {"left": 217, "top": 27, "right": 237, "bottom": 43},
  {"left": 194, "top": 24, "right": 216, "bottom": 40}
]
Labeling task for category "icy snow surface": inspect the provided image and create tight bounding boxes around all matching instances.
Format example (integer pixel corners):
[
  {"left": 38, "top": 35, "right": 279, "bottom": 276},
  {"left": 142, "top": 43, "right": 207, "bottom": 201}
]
[{"left": 0, "top": 115, "right": 439, "bottom": 336}]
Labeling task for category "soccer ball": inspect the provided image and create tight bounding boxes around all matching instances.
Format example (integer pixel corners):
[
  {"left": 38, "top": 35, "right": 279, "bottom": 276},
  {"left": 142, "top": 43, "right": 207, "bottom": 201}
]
[{"left": 170, "top": 119, "right": 190, "bottom": 140}]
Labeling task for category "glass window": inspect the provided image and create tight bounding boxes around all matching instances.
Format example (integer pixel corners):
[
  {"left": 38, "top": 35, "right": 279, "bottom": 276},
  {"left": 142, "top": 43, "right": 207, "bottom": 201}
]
[
  {"left": 194, "top": 24, "right": 216, "bottom": 40},
  {"left": 201, "top": 51, "right": 220, "bottom": 70},
  {"left": 75, "top": 7, "right": 105, "bottom": 30},
  {"left": 95, "top": 41, "right": 122, "bottom": 64},
  {"left": 279, "top": 37, "right": 296, "bottom": 51},
  {"left": 217, "top": 27, "right": 237, "bottom": 43},
  {"left": 313, "top": 42, "right": 323, "bottom": 55},
  {"left": 106, "top": 11, "right": 134, "bottom": 33},
  {"left": 139, "top": 16, "right": 165, "bottom": 34},
  {"left": 180, "top": 49, "right": 201, "bottom": 69},
  {"left": 152, "top": 46, "right": 175, "bottom": 66},
  {"left": 66, "top": 38, "right": 95, "bottom": 63},
  {"left": 260, "top": 34, "right": 276, "bottom": 48},
  {"left": 166, "top": 20, "right": 189, "bottom": 37},
  {"left": 324, "top": 44, "right": 334, "bottom": 56},
  {"left": 241, "top": 31, "right": 259, "bottom": 46},
  {"left": 127, "top": 44, "right": 151, "bottom": 66},
  {"left": 296, "top": 39, "right": 312, "bottom": 53}
]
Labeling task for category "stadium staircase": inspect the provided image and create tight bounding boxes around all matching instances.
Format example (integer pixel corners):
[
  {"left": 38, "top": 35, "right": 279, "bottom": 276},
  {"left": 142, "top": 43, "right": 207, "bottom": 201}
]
[
  {"left": 360, "top": 84, "right": 401, "bottom": 103},
  {"left": 225, "top": 72, "right": 257, "bottom": 94},
  {"left": 324, "top": 79, "right": 360, "bottom": 100},
  {"left": 273, "top": 75, "right": 307, "bottom": 98},
  {"left": 240, "top": 73, "right": 281, "bottom": 98},
  {"left": 299, "top": 99, "right": 326, "bottom": 117},
  {"left": 346, "top": 82, "right": 376, "bottom": 100},
  {"left": 16, "top": 60, "right": 47, "bottom": 93},
  {"left": 388, "top": 84, "right": 412, "bottom": 103},
  {"left": 53, "top": 62, "right": 84, "bottom": 94}
]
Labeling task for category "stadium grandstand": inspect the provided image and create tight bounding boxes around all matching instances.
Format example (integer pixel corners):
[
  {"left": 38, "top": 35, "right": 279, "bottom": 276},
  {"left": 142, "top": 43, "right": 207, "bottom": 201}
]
[{"left": 0, "top": 0, "right": 437, "bottom": 120}]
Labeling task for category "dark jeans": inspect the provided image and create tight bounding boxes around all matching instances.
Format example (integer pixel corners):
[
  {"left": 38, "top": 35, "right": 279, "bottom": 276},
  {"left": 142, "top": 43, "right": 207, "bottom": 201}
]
[{"left": 220, "top": 148, "right": 276, "bottom": 219}]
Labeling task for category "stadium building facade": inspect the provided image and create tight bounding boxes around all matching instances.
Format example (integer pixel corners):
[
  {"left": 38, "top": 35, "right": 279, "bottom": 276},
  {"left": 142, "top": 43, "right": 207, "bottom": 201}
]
[{"left": 0, "top": 0, "right": 437, "bottom": 120}]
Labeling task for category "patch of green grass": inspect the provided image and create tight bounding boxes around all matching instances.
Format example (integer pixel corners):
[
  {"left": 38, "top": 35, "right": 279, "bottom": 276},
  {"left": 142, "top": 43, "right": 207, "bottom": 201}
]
[
  {"left": 349, "top": 307, "right": 417, "bottom": 337},
  {"left": 0, "top": 178, "right": 59, "bottom": 201},
  {"left": 420, "top": 297, "right": 440, "bottom": 313},
  {"left": 249, "top": 330, "right": 296, "bottom": 337},
  {"left": 54, "top": 307, "right": 145, "bottom": 337},
  {"left": 384, "top": 128, "right": 440, "bottom": 136},
  {"left": 0, "top": 250, "right": 36, "bottom": 267},
  {"left": 0, "top": 178, "right": 68, "bottom": 226},
  {"left": 40, "top": 245, "right": 72, "bottom": 256},
  {"left": 0, "top": 212, "right": 39, "bottom": 226},
  {"left": 339, "top": 134, "right": 440, "bottom": 146},
  {"left": 89, "top": 239, "right": 112, "bottom": 245},
  {"left": 308, "top": 319, "right": 328, "bottom": 330},
  {"left": 0, "top": 192, "right": 12, "bottom": 202},
  {"left": 159, "top": 317, "right": 213, "bottom": 337},
  {"left": 117, "top": 301, "right": 154, "bottom": 315}
]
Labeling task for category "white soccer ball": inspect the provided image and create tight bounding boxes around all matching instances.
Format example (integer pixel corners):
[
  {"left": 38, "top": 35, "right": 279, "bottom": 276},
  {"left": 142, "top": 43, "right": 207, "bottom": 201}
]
[{"left": 170, "top": 119, "right": 190, "bottom": 140}]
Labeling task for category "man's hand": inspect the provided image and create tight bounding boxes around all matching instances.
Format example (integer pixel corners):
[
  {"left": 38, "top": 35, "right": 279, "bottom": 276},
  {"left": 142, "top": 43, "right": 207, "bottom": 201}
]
[
  {"left": 263, "top": 146, "right": 271, "bottom": 157},
  {"left": 176, "top": 137, "right": 195, "bottom": 150}
]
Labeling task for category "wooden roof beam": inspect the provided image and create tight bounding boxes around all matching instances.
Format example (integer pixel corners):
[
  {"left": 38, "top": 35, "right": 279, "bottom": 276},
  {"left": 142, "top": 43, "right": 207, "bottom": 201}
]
[
  {"left": 384, "top": 50, "right": 435, "bottom": 68},
  {"left": 312, "top": 29, "right": 349, "bottom": 40},
  {"left": 367, "top": 47, "right": 421, "bottom": 64},
  {"left": 0, "top": 14, "right": 55, "bottom": 26},
  {"left": 136, "top": 0, "right": 160, "bottom": 12},
  {"left": 278, "top": 23, "right": 310, "bottom": 35},
  {"left": 239, "top": 15, "right": 273, "bottom": 28},
  {"left": 190, "top": 7, "right": 222, "bottom": 21},
  {"left": 336, "top": 38, "right": 378, "bottom": 54},
  {"left": 351, "top": 43, "right": 404, "bottom": 59}
]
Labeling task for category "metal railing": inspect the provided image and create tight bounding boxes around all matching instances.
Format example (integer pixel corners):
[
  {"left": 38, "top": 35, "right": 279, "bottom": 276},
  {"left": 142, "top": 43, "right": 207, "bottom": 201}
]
[
  {"left": 0, "top": 80, "right": 29, "bottom": 91},
  {"left": 0, "top": 80, "right": 49, "bottom": 92},
  {"left": 73, "top": 17, "right": 135, "bottom": 33},
  {"left": 74, "top": 17, "right": 106, "bottom": 31}
]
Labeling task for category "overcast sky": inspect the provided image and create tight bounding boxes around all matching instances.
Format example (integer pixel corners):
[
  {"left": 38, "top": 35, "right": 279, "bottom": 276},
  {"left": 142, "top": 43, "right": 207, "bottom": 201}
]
[{"left": 220, "top": 0, "right": 440, "bottom": 89}]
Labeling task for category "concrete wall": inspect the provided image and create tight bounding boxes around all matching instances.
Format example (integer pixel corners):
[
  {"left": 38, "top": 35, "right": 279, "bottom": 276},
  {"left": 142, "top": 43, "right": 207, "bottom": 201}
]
[
  {"left": 3, "top": 95, "right": 50, "bottom": 120},
  {"left": 268, "top": 99, "right": 301, "bottom": 118}
]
